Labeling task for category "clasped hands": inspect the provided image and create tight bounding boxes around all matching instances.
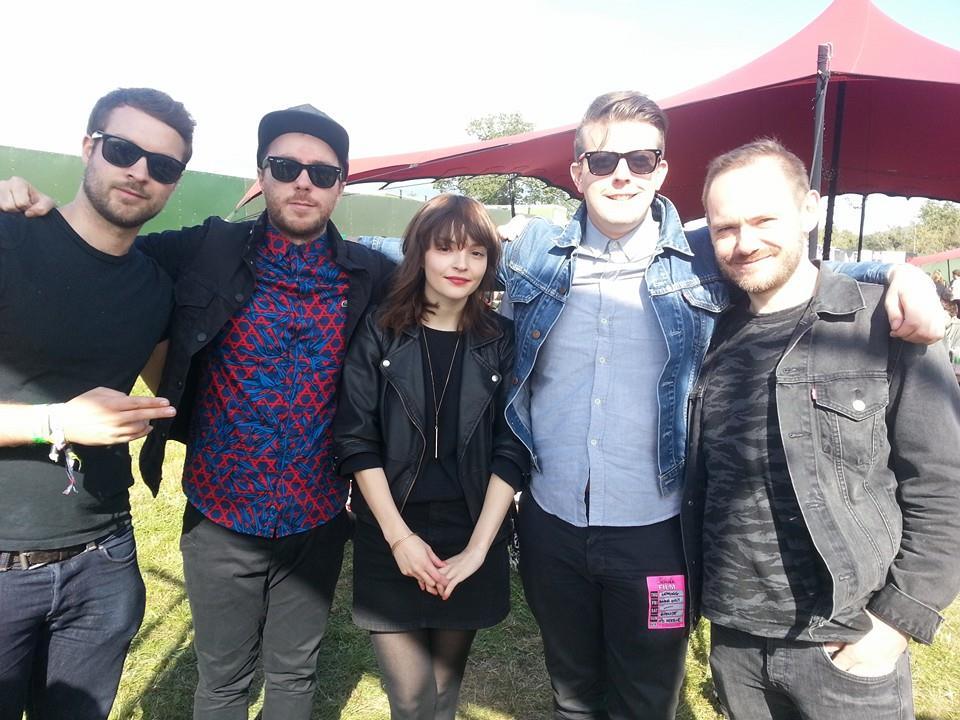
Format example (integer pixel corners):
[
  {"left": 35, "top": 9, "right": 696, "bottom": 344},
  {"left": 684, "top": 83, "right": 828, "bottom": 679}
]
[{"left": 390, "top": 531, "right": 485, "bottom": 601}]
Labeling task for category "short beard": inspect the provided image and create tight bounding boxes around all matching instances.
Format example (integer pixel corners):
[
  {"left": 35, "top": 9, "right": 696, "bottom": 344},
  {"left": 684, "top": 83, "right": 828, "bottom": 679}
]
[
  {"left": 718, "top": 240, "right": 804, "bottom": 296},
  {"left": 82, "top": 166, "right": 162, "bottom": 229},
  {"left": 262, "top": 189, "right": 331, "bottom": 244}
]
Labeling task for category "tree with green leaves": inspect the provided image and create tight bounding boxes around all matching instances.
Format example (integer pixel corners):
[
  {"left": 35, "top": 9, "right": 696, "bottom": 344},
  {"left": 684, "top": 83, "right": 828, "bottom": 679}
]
[
  {"left": 434, "top": 113, "right": 575, "bottom": 213},
  {"left": 826, "top": 199, "right": 960, "bottom": 256}
]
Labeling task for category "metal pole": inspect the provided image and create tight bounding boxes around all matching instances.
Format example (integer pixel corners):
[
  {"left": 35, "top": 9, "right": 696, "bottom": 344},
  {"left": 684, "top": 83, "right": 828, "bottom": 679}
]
[
  {"left": 856, "top": 194, "right": 867, "bottom": 262},
  {"left": 808, "top": 43, "right": 832, "bottom": 259},
  {"left": 822, "top": 81, "right": 847, "bottom": 260}
]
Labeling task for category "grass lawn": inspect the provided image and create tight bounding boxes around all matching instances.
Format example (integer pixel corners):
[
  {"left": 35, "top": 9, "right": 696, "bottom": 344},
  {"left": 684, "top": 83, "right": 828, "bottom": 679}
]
[{"left": 111, "top": 435, "right": 960, "bottom": 719}]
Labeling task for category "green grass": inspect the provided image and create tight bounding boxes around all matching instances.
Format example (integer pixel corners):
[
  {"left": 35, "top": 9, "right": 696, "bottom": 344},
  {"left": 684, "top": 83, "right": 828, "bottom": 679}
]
[{"left": 111, "top": 434, "right": 960, "bottom": 719}]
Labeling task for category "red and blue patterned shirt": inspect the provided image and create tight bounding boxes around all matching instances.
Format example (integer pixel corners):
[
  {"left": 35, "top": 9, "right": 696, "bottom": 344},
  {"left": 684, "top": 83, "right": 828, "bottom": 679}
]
[{"left": 182, "top": 225, "right": 350, "bottom": 537}]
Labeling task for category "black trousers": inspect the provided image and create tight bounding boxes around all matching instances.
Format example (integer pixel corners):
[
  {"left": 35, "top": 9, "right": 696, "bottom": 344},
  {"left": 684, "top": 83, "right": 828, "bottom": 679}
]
[
  {"left": 518, "top": 494, "right": 688, "bottom": 720},
  {"left": 180, "top": 504, "right": 349, "bottom": 720}
]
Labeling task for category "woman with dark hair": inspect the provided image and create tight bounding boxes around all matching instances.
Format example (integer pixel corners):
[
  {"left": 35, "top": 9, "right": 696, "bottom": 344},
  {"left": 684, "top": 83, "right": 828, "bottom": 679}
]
[{"left": 334, "top": 194, "right": 529, "bottom": 719}]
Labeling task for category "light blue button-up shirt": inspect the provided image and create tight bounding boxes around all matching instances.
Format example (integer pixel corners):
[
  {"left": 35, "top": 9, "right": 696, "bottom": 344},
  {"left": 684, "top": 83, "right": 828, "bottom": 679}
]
[{"left": 523, "top": 215, "right": 682, "bottom": 527}]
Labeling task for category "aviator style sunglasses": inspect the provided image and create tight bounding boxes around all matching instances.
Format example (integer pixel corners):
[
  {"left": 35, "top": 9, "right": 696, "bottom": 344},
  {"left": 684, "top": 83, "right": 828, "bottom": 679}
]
[
  {"left": 579, "top": 149, "right": 663, "bottom": 176},
  {"left": 90, "top": 131, "right": 186, "bottom": 185},
  {"left": 262, "top": 156, "right": 343, "bottom": 189}
]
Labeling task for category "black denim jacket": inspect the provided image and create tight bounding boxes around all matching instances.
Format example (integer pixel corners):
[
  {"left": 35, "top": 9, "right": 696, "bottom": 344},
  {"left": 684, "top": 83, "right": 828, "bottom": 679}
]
[
  {"left": 682, "top": 265, "right": 960, "bottom": 644},
  {"left": 134, "top": 212, "right": 395, "bottom": 493}
]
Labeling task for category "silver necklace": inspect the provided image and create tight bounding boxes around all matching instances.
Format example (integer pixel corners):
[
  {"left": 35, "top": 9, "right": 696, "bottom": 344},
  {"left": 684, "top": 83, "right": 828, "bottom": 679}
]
[{"left": 422, "top": 328, "right": 461, "bottom": 459}]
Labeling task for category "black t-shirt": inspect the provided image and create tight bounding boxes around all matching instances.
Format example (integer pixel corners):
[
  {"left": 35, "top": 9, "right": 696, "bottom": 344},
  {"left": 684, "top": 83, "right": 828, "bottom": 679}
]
[
  {"left": 700, "top": 300, "right": 845, "bottom": 640},
  {"left": 0, "top": 211, "right": 173, "bottom": 548},
  {"left": 406, "top": 326, "right": 465, "bottom": 503}
]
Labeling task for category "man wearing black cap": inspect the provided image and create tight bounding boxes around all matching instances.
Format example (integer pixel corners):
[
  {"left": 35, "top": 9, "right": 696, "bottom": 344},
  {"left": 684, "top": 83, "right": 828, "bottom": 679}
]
[{"left": 120, "top": 105, "right": 391, "bottom": 719}]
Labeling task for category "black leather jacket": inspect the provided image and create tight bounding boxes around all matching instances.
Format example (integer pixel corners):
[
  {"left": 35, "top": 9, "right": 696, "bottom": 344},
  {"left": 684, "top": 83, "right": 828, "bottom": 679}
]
[
  {"left": 334, "top": 311, "right": 530, "bottom": 540},
  {"left": 134, "top": 212, "right": 395, "bottom": 494}
]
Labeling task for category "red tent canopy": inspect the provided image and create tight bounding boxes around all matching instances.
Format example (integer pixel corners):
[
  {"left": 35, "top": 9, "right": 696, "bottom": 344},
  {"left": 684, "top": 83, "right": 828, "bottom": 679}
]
[
  {"left": 239, "top": 0, "right": 960, "bottom": 221},
  {"left": 907, "top": 247, "right": 960, "bottom": 267}
]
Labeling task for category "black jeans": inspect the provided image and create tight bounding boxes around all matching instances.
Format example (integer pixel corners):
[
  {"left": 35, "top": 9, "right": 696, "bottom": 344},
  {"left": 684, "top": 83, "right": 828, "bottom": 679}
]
[
  {"left": 180, "top": 504, "right": 349, "bottom": 720},
  {"left": 517, "top": 494, "right": 688, "bottom": 720},
  {"left": 710, "top": 624, "right": 915, "bottom": 720},
  {"left": 0, "top": 525, "right": 145, "bottom": 720}
]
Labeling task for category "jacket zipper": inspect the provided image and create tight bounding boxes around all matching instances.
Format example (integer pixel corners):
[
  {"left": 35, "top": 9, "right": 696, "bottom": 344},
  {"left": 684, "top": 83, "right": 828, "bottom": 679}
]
[{"left": 394, "top": 381, "right": 426, "bottom": 512}]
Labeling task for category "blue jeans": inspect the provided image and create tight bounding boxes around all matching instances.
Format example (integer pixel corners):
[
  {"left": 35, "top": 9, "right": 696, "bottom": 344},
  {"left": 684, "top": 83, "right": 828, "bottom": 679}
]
[
  {"left": 0, "top": 525, "right": 146, "bottom": 720},
  {"left": 709, "top": 624, "right": 915, "bottom": 720}
]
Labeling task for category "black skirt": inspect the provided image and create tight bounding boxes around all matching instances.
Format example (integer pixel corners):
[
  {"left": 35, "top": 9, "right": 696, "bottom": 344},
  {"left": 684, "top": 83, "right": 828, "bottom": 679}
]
[{"left": 352, "top": 499, "right": 510, "bottom": 631}]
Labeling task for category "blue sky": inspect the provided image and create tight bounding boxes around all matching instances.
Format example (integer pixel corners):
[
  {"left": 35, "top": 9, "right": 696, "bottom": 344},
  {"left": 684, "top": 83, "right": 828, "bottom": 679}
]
[{"left": 3, "top": 0, "right": 957, "bottom": 231}]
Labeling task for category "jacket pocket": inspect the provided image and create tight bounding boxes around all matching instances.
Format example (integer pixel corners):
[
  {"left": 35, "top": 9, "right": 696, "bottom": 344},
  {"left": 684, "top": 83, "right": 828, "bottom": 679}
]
[
  {"left": 812, "top": 377, "right": 888, "bottom": 470},
  {"left": 504, "top": 272, "right": 545, "bottom": 304},
  {"left": 812, "top": 377, "right": 893, "bottom": 581},
  {"left": 174, "top": 274, "right": 217, "bottom": 308},
  {"left": 680, "top": 279, "right": 729, "bottom": 314}
]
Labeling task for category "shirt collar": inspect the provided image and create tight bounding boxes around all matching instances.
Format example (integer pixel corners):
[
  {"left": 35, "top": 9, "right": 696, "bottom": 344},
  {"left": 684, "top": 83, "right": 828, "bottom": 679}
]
[
  {"left": 579, "top": 212, "right": 660, "bottom": 264},
  {"left": 263, "top": 223, "right": 331, "bottom": 261}
]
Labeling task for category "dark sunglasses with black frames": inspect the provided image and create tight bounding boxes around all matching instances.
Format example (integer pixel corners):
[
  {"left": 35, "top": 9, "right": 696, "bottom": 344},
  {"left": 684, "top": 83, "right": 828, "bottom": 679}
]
[
  {"left": 90, "top": 131, "right": 187, "bottom": 185},
  {"left": 262, "top": 156, "right": 343, "bottom": 189},
  {"left": 578, "top": 149, "right": 663, "bottom": 176}
]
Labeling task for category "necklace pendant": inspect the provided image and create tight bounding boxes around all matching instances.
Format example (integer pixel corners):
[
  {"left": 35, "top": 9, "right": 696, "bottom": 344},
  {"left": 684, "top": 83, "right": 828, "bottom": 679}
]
[{"left": 434, "top": 424, "right": 439, "bottom": 459}]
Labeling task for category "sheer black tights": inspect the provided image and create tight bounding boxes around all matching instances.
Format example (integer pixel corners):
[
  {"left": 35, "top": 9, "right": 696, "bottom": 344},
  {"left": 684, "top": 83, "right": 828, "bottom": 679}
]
[{"left": 370, "top": 628, "right": 477, "bottom": 720}]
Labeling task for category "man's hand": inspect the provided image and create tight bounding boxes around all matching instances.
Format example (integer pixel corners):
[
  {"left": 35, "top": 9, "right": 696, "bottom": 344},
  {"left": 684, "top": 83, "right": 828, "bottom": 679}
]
[
  {"left": 497, "top": 215, "right": 533, "bottom": 241},
  {"left": 0, "top": 177, "right": 56, "bottom": 217},
  {"left": 60, "top": 387, "right": 176, "bottom": 445},
  {"left": 823, "top": 611, "right": 908, "bottom": 677},
  {"left": 885, "top": 264, "right": 944, "bottom": 344}
]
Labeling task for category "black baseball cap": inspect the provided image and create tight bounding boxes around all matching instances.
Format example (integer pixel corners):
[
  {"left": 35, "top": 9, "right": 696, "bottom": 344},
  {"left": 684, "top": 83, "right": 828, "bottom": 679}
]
[{"left": 256, "top": 104, "right": 349, "bottom": 176}]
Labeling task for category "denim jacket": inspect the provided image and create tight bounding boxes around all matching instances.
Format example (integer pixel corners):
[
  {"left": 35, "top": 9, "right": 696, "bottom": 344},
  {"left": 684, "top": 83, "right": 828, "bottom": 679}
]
[
  {"left": 501, "top": 196, "right": 730, "bottom": 494},
  {"left": 682, "top": 266, "right": 960, "bottom": 644}
]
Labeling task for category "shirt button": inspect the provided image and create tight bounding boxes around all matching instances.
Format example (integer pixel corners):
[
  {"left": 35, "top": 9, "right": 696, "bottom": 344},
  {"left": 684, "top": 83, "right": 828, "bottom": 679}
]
[
  {"left": 196, "top": 332, "right": 207, "bottom": 343},
  {"left": 342, "top": 299, "right": 349, "bottom": 308},
  {"left": 491, "top": 374, "right": 500, "bottom": 382},
  {"left": 590, "top": 439, "right": 598, "bottom": 446},
  {"left": 600, "top": 318, "right": 608, "bottom": 325},
  {"left": 852, "top": 399, "right": 866, "bottom": 412},
  {"left": 382, "top": 360, "right": 391, "bottom": 367},
  {"left": 234, "top": 293, "right": 244, "bottom": 303},
  {"left": 598, "top": 356, "right": 606, "bottom": 364},
  {"left": 594, "top": 398, "right": 601, "bottom": 405},
  {"left": 531, "top": 330, "right": 541, "bottom": 339}
]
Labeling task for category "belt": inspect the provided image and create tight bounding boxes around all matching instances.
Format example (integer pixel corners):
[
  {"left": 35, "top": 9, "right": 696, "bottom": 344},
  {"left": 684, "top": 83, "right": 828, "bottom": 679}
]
[{"left": 0, "top": 538, "right": 102, "bottom": 571}]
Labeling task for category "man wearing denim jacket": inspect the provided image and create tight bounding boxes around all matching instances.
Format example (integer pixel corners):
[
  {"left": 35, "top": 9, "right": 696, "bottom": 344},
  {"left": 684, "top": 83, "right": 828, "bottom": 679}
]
[
  {"left": 358, "top": 91, "right": 943, "bottom": 719},
  {"left": 682, "top": 139, "right": 960, "bottom": 719}
]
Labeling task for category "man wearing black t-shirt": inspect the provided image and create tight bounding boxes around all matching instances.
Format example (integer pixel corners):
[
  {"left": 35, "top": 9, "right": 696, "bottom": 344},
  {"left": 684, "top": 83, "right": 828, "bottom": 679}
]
[
  {"left": 0, "top": 88, "right": 192, "bottom": 720},
  {"left": 681, "top": 140, "right": 960, "bottom": 719}
]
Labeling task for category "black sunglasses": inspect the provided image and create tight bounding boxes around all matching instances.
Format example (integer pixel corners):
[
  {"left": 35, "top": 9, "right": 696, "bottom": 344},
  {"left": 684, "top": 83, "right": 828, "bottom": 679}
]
[
  {"left": 263, "top": 156, "right": 342, "bottom": 189},
  {"left": 579, "top": 149, "right": 663, "bottom": 176},
  {"left": 90, "top": 131, "right": 186, "bottom": 184}
]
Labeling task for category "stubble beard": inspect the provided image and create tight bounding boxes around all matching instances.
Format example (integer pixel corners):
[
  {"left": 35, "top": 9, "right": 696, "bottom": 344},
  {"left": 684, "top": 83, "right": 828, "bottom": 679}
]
[
  {"left": 719, "top": 241, "right": 804, "bottom": 297},
  {"left": 82, "top": 166, "right": 162, "bottom": 230},
  {"left": 264, "top": 192, "right": 331, "bottom": 243}
]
